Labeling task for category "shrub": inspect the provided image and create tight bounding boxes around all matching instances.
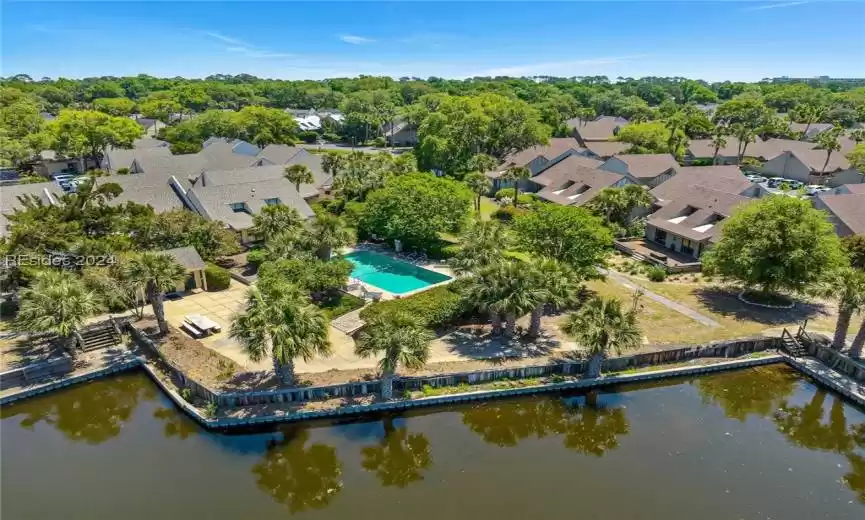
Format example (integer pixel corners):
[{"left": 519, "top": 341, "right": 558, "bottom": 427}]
[
  {"left": 492, "top": 205, "right": 525, "bottom": 222},
  {"left": 298, "top": 130, "right": 319, "bottom": 144},
  {"left": 203, "top": 402, "right": 218, "bottom": 418},
  {"left": 493, "top": 188, "right": 536, "bottom": 204},
  {"left": 180, "top": 388, "right": 194, "bottom": 402},
  {"left": 342, "top": 200, "right": 365, "bottom": 223},
  {"left": 246, "top": 248, "right": 267, "bottom": 267},
  {"left": 0, "top": 299, "right": 19, "bottom": 318},
  {"left": 646, "top": 265, "right": 667, "bottom": 282},
  {"left": 360, "top": 285, "right": 468, "bottom": 329},
  {"left": 371, "top": 136, "right": 387, "bottom": 147},
  {"left": 316, "top": 292, "right": 365, "bottom": 319},
  {"left": 204, "top": 263, "right": 231, "bottom": 291},
  {"left": 116, "top": 167, "right": 130, "bottom": 175},
  {"left": 322, "top": 132, "right": 341, "bottom": 143},
  {"left": 688, "top": 158, "right": 714, "bottom": 167}
]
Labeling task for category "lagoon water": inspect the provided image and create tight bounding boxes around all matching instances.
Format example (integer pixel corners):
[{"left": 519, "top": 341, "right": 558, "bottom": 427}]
[{"left": 2, "top": 366, "right": 864, "bottom": 519}]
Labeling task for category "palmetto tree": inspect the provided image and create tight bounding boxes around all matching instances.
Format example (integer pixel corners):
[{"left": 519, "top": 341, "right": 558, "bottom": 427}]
[
  {"left": 793, "top": 103, "right": 827, "bottom": 140},
  {"left": 123, "top": 252, "right": 186, "bottom": 335},
  {"left": 710, "top": 125, "right": 729, "bottom": 165},
  {"left": 731, "top": 123, "right": 757, "bottom": 163},
  {"left": 230, "top": 280, "right": 331, "bottom": 384},
  {"left": 284, "top": 164, "right": 315, "bottom": 192},
  {"left": 464, "top": 171, "right": 492, "bottom": 214},
  {"left": 14, "top": 270, "right": 101, "bottom": 358},
  {"left": 501, "top": 166, "right": 531, "bottom": 207},
  {"left": 816, "top": 126, "right": 844, "bottom": 175},
  {"left": 528, "top": 258, "right": 579, "bottom": 337},
  {"left": 561, "top": 295, "right": 642, "bottom": 378},
  {"left": 251, "top": 203, "right": 304, "bottom": 244},
  {"left": 449, "top": 220, "right": 508, "bottom": 275},
  {"left": 355, "top": 312, "right": 432, "bottom": 399},
  {"left": 468, "top": 261, "right": 544, "bottom": 337},
  {"left": 305, "top": 213, "right": 353, "bottom": 261},
  {"left": 320, "top": 152, "right": 345, "bottom": 177},
  {"left": 816, "top": 267, "right": 865, "bottom": 350}
]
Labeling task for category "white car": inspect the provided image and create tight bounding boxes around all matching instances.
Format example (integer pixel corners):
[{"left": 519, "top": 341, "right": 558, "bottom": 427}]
[
  {"left": 745, "top": 174, "right": 766, "bottom": 184},
  {"left": 805, "top": 185, "right": 831, "bottom": 196}
]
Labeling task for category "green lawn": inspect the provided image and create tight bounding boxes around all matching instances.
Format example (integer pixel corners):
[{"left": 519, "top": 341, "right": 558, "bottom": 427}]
[
  {"left": 316, "top": 292, "right": 366, "bottom": 319},
  {"left": 477, "top": 196, "right": 498, "bottom": 221}
]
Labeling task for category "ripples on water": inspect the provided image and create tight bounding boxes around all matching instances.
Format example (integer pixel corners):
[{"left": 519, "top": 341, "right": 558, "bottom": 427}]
[{"left": 1, "top": 365, "right": 863, "bottom": 519}]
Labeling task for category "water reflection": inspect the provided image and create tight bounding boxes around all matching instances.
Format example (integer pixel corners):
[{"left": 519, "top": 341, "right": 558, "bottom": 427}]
[
  {"left": 251, "top": 427, "right": 343, "bottom": 513},
  {"left": 152, "top": 407, "right": 199, "bottom": 440},
  {"left": 360, "top": 416, "right": 432, "bottom": 487},
  {"left": 0, "top": 375, "right": 156, "bottom": 444},
  {"left": 773, "top": 388, "right": 865, "bottom": 503},
  {"left": 461, "top": 391, "right": 629, "bottom": 456},
  {"left": 693, "top": 365, "right": 799, "bottom": 421}
]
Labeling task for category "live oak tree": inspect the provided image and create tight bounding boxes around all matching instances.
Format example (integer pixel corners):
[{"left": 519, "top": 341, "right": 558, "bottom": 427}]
[
  {"left": 92, "top": 97, "right": 136, "bottom": 117},
  {"left": 702, "top": 196, "right": 846, "bottom": 296},
  {"left": 512, "top": 203, "right": 612, "bottom": 276},
  {"left": 359, "top": 173, "right": 472, "bottom": 250},
  {"left": 43, "top": 109, "right": 143, "bottom": 169}
]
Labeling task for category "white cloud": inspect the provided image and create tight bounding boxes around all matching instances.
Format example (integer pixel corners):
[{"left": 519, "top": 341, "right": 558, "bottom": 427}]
[
  {"left": 475, "top": 56, "right": 642, "bottom": 78},
  {"left": 340, "top": 35, "right": 375, "bottom": 45},
  {"left": 742, "top": 1, "right": 808, "bottom": 11},
  {"left": 203, "top": 31, "right": 291, "bottom": 59},
  {"left": 203, "top": 31, "right": 253, "bottom": 47}
]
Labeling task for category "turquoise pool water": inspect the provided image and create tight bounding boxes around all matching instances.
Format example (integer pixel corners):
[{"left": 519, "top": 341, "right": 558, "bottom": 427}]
[{"left": 345, "top": 250, "right": 451, "bottom": 294}]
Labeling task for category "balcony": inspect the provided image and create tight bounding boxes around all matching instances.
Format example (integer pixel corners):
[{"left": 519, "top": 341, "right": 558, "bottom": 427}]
[{"left": 613, "top": 239, "right": 703, "bottom": 273}]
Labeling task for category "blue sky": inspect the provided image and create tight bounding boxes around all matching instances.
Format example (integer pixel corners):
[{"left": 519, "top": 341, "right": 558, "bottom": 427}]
[{"left": 2, "top": 1, "right": 864, "bottom": 81}]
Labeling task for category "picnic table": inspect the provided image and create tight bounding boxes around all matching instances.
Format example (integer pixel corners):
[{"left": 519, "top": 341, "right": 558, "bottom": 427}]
[{"left": 184, "top": 314, "right": 222, "bottom": 333}]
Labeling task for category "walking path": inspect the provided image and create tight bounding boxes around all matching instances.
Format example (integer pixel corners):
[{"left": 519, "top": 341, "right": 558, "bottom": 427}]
[
  {"left": 785, "top": 354, "right": 865, "bottom": 408},
  {"left": 601, "top": 268, "right": 721, "bottom": 328}
]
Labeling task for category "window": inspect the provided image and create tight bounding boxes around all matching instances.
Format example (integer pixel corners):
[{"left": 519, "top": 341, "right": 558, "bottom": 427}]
[
  {"left": 654, "top": 229, "right": 667, "bottom": 245},
  {"left": 229, "top": 202, "right": 247, "bottom": 213},
  {"left": 263, "top": 198, "right": 281, "bottom": 206},
  {"left": 681, "top": 238, "right": 695, "bottom": 256}
]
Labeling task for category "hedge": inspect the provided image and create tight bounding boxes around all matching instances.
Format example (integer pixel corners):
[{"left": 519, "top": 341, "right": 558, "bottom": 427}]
[
  {"left": 204, "top": 263, "right": 231, "bottom": 291},
  {"left": 246, "top": 248, "right": 268, "bottom": 267},
  {"left": 359, "top": 285, "right": 469, "bottom": 329},
  {"left": 492, "top": 205, "right": 526, "bottom": 222}
]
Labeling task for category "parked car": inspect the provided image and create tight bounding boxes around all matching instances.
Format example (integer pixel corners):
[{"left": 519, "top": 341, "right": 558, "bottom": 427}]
[
  {"left": 805, "top": 185, "right": 831, "bottom": 196},
  {"left": 766, "top": 177, "right": 787, "bottom": 188},
  {"left": 745, "top": 174, "right": 766, "bottom": 184}
]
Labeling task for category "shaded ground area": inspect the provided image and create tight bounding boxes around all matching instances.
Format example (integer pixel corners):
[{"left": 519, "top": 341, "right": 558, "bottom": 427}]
[{"left": 0, "top": 334, "right": 58, "bottom": 371}]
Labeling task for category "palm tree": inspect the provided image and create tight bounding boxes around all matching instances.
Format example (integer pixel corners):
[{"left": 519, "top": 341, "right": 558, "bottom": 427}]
[
  {"left": 732, "top": 123, "right": 757, "bottom": 164},
  {"left": 464, "top": 171, "right": 492, "bottom": 214},
  {"left": 561, "top": 295, "right": 642, "bottom": 378},
  {"left": 251, "top": 203, "right": 303, "bottom": 243},
  {"left": 468, "top": 261, "right": 544, "bottom": 337},
  {"left": 449, "top": 220, "right": 508, "bottom": 275},
  {"left": 320, "top": 152, "right": 344, "bottom": 177},
  {"left": 501, "top": 166, "right": 531, "bottom": 208},
  {"left": 851, "top": 129, "right": 865, "bottom": 144},
  {"left": 230, "top": 280, "right": 331, "bottom": 384},
  {"left": 14, "top": 270, "right": 101, "bottom": 358},
  {"left": 305, "top": 213, "right": 353, "bottom": 261},
  {"left": 528, "top": 258, "right": 579, "bottom": 337},
  {"left": 817, "top": 126, "right": 844, "bottom": 176},
  {"left": 664, "top": 111, "right": 686, "bottom": 155},
  {"left": 123, "top": 252, "right": 186, "bottom": 335},
  {"left": 355, "top": 312, "right": 432, "bottom": 399},
  {"left": 467, "top": 153, "right": 500, "bottom": 175},
  {"left": 284, "top": 164, "right": 315, "bottom": 193},
  {"left": 817, "top": 268, "right": 865, "bottom": 350},
  {"left": 710, "top": 125, "right": 729, "bottom": 165},
  {"left": 794, "top": 104, "right": 827, "bottom": 141}
]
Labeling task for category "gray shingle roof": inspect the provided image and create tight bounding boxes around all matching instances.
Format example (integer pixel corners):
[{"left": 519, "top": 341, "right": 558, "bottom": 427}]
[
  {"left": 648, "top": 187, "right": 751, "bottom": 242},
  {"left": 133, "top": 137, "right": 169, "bottom": 149},
  {"left": 650, "top": 166, "right": 755, "bottom": 204},
  {"left": 256, "top": 144, "right": 303, "bottom": 165},
  {"left": 0, "top": 181, "right": 62, "bottom": 237},
  {"left": 817, "top": 193, "right": 865, "bottom": 235},
  {"left": 159, "top": 246, "right": 206, "bottom": 271},
  {"left": 186, "top": 178, "right": 314, "bottom": 231},
  {"left": 584, "top": 141, "right": 631, "bottom": 158},
  {"left": 567, "top": 116, "right": 630, "bottom": 141},
  {"left": 605, "top": 154, "right": 679, "bottom": 180}
]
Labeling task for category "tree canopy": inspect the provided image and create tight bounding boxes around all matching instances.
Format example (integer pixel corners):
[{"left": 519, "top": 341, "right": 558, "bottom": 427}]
[
  {"left": 359, "top": 173, "right": 472, "bottom": 249},
  {"left": 702, "top": 196, "right": 846, "bottom": 294}
]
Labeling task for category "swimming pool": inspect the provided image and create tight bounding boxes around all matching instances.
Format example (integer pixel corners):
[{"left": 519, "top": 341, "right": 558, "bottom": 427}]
[{"left": 344, "top": 250, "right": 451, "bottom": 294}]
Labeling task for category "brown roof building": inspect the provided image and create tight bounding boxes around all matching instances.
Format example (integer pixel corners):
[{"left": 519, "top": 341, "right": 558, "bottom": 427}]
[
  {"left": 567, "top": 116, "right": 630, "bottom": 145},
  {"left": 813, "top": 192, "right": 865, "bottom": 237},
  {"left": 600, "top": 153, "right": 679, "bottom": 187},
  {"left": 531, "top": 156, "right": 635, "bottom": 207}
]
